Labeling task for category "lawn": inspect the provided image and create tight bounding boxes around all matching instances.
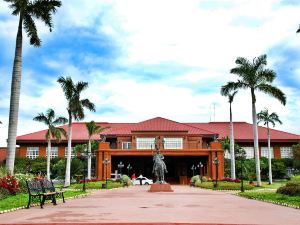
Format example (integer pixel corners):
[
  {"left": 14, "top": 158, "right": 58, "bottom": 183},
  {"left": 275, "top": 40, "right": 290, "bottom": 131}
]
[
  {"left": 238, "top": 191, "right": 300, "bottom": 208},
  {"left": 0, "top": 190, "right": 86, "bottom": 212},
  {"left": 251, "top": 180, "right": 287, "bottom": 190}
]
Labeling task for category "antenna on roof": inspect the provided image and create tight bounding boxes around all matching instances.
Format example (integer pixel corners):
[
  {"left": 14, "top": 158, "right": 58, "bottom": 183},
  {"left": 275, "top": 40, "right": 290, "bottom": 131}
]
[{"left": 209, "top": 103, "right": 216, "bottom": 122}]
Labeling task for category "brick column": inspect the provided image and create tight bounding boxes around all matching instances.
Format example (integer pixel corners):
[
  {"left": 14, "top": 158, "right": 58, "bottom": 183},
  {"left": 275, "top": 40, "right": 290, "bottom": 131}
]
[{"left": 210, "top": 141, "right": 224, "bottom": 180}]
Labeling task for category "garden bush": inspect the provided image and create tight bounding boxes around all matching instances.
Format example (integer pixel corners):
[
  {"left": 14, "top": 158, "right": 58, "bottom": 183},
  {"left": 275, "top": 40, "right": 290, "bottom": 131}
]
[
  {"left": 14, "top": 173, "right": 34, "bottom": 193},
  {"left": 0, "top": 175, "right": 20, "bottom": 194},
  {"left": 121, "top": 175, "right": 132, "bottom": 186},
  {"left": 0, "top": 187, "right": 10, "bottom": 200},
  {"left": 222, "top": 177, "right": 241, "bottom": 183},
  {"left": 190, "top": 175, "right": 200, "bottom": 184},
  {"left": 201, "top": 176, "right": 208, "bottom": 182},
  {"left": 276, "top": 175, "right": 300, "bottom": 196},
  {"left": 195, "top": 181, "right": 254, "bottom": 190},
  {"left": 277, "top": 185, "right": 300, "bottom": 196}
]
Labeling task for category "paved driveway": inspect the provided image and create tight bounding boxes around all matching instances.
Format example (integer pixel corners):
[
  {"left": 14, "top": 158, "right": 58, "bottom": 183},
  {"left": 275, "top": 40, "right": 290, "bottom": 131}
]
[{"left": 0, "top": 185, "right": 300, "bottom": 225}]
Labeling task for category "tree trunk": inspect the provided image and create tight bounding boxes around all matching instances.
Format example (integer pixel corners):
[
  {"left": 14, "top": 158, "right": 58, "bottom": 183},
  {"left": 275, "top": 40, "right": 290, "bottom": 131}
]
[
  {"left": 6, "top": 15, "right": 23, "bottom": 175},
  {"left": 229, "top": 102, "right": 236, "bottom": 179},
  {"left": 64, "top": 113, "right": 72, "bottom": 187},
  {"left": 47, "top": 139, "right": 51, "bottom": 180},
  {"left": 267, "top": 123, "right": 272, "bottom": 184},
  {"left": 87, "top": 139, "right": 91, "bottom": 180},
  {"left": 251, "top": 89, "right": 261, "bottom": 186}
]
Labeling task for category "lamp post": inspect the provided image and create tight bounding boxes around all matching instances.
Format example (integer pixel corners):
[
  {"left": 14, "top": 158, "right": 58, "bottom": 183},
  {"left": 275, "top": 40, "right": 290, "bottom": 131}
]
[
  {"left": 118, "top": 161, "right": 124, "bottom": 175},
  {"left": 198, "top": 161, "right": 203, "bottom": 182},
  {"left": 212, "top": 157, "right": 220, "bottom": 188},
  {"left": 191, "top": 165, "right": 196, "bottom": 177},
  {"left": 127, "top": 164, "right": 132, "bottom": 176},
  {"left": 102, "top": 158, "right": 110, "bottom": 189},
  {"left": 81, "top": 152, "right": 92, "bottom": 192},
  {"left": 236, "top": 150, "right": 246, "bottom": 192}
]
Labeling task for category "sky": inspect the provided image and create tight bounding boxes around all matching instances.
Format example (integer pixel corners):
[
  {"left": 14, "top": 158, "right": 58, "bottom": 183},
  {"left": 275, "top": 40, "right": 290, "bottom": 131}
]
[{"left": 1, "top": 0, "right": 300, "bottom": 146}]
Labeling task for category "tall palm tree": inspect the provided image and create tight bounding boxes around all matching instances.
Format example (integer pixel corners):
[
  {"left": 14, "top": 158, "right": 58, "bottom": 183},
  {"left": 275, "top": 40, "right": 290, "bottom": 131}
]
[
  {"left": 221, "top": 54, "right": 286, "bottom": 186},
  {"left": 85, "top": 121, "right": 108, "bottom": 180},
  {"left": 57, "top": 76, "right": 95, "bottom": 186},
  {"left": 257, "top": 108, "right": 282, "bottom": 185},
  {"left": 33, "top": 108, "right": 67, "bottom": 180},
  {"left": 5, "top": 0, "right": 61, "bottom": 174},
  {"left": 221, "top": 90, "right": 238, "bottom": 179}
]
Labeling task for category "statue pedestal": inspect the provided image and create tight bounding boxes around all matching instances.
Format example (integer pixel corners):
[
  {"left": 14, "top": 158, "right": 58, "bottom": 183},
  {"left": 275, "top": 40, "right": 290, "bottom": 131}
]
[{"left": 148, "top": 183, "right": 174, "bottom": 192}]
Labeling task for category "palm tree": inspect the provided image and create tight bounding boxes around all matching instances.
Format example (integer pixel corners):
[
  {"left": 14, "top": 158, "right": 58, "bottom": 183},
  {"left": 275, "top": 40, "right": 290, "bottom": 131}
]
[
  {"left": 5, "top": 0, "right": 61, "bottom": 174},
  {"left": 57, "top": 76, "right": 95, "bottom": 186},
  {"left": 33, "top": 108, "right": 67, "bottom": 180},
  {"left": 221, "top": 54, "right": 286, "bottom": 186},
  {"left": 221, "top": 90, "right": 238, "bottom": 179},
  {"left": 86, "top": 121, "right": 108, "bottom": 180},
  {"left": 257, "top": 108, "right": 282, "bottom": 185}
]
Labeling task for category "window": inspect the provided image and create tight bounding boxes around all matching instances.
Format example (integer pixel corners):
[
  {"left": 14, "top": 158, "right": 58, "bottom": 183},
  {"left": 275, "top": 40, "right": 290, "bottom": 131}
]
[
  {"left": 122, "top": 142, "right": 132, "bottom": 149},
  {"left": 261, "top": 147, "right": 274, "bottom": 158},
  {"left": 65, "top": 147, "right": 75, "bottom": 158},
  {"left": 26, "top": 147, "right": 39, "bottom": 159},
  {"left": 242, "top": 147, "right": 254, "bottom": 159},
  {"left": 46, "top": 147, "right": 58, "bottom": 159},
  {"left": 280, "top": 147, "right": 293, "bottom": 158},
  {"left": 136, "top": 138, "right": 155, "bottom": 149},
  {"left": 163, "top": 138, "right": 183, "bottom": 149}
]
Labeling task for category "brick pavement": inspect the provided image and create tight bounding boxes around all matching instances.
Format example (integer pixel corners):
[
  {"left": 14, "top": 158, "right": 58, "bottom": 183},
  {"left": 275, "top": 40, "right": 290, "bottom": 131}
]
[{"left": 0, "top": 185, "right": 299, "bottom": 225}]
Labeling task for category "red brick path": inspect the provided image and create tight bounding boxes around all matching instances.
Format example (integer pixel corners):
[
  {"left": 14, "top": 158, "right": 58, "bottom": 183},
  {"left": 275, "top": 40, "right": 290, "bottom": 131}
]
[{"left": 0, "top": 186, "right": 300, "bottom": 224}]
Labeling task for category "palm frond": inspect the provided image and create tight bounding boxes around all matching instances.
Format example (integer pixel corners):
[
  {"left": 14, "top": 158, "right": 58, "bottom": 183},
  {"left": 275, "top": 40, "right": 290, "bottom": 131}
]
[
  {"left": 221, "top": 81, "right": 248, "bottom": 96},
  {"left": 52, "top": 116, "right": 68, "bottom": 126},
  {"left": 23, "top": 12, "right": 41, "bottom": 46},
  {"left": 256, "top": 84, "right": 286, "bottom": 105},
  {"left": 33, "top": 113, "right": 48, "bottom": 124},
  {"left": 75, "top": 81, "right": 89, "bottom": 93},
  {"left": 29, "top": 0, "right": 61, "bottom": 32},
  {"left": 257, "top": 68, "right": 276, "bottom": 84},
  {"left": 253, "top": 54, "right": 267, "bottom": 71},
  {"left": 81, "top": 99, "right": 96, "bottom": 112},
  {"left": 57, "top": 76, "right": 74, "bottom": 100}
]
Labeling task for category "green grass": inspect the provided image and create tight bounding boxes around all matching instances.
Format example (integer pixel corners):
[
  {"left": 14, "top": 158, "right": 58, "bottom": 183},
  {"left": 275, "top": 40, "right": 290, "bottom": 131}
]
[
  {"left": 70, "top": 180, "right": 124, "bottom": 190},
  {"left": 253, "top": 180, "right": 287, "bottom": 190},
  {"left": 196, "top": 181, "right": 255, "bottom": 190},
  {"left": 0, "top": 190, "right": 86, "bottom": 211},
  {"left": 238, "top": 191, "right": 300, "bottom": 208}
]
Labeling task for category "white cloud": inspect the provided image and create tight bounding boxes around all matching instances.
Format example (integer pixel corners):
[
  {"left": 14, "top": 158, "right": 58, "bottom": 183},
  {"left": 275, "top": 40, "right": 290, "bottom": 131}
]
[{"left": 1, "top": 0, "right": 300, "bottom": 147}]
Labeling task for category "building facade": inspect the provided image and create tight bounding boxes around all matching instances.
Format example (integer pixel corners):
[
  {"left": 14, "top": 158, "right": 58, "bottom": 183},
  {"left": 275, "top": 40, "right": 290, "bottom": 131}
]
[{"left": 15, "top": 117, "right": 300, "bottom": 184}]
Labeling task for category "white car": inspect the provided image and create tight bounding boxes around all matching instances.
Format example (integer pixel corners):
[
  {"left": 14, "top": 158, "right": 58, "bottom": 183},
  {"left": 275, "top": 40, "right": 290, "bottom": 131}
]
[{"left": 132, "top": 176, "right": 153, "bottom": 185}]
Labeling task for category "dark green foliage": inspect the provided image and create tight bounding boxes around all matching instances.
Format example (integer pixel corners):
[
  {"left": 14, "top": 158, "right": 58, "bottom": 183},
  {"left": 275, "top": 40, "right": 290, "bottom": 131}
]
[
  {"left": 51, "top": 157, "right": 84, "bottom": 179},
  {"left": 276, "top": 175, "right": 300, "bottom": 196},
  {"left": 0, "top": 187, "right": 11, "bottom": 200},
  {"left": 292, "top": 143, "right": 300, "bottom": 160},
  {"left": 277, "top": 185, "right": 300, "bottom": 196},
  {"left": 14, "top": 157, "right": 32, "bottom": 173}
]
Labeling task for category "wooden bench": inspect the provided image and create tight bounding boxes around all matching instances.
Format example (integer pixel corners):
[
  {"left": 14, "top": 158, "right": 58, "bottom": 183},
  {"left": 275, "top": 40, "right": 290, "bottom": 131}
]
[{"left": 26, "top": 179, "right": 65, "bottom": 209}]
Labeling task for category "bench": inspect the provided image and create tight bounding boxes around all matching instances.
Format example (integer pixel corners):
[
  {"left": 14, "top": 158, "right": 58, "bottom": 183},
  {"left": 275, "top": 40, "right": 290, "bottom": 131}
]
[
  {"left": 40, "top": 179, "right": 65, "bottom": 204},
  {"left": 26, "top": 179, "right": 65, "bottom": 209}
]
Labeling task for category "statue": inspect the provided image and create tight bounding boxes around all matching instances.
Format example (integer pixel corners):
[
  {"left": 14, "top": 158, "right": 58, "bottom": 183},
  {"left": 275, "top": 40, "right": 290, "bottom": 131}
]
[{"left": 152, "top": 138, "right": 168, "bottom": 184}]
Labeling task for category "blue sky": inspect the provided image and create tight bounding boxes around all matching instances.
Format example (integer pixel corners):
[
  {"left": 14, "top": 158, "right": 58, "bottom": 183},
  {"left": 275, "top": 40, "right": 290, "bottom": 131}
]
[{"left": 1, "top": 0, "right": 300, "bottom": 146}]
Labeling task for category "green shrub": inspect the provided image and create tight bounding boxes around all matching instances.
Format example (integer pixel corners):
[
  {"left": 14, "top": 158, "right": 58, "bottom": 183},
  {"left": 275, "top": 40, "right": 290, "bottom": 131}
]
[
  {"left": 196, "top": 181, "right": 254, "bottom": 190},
  {"left": 190, "top": 175, "right": 200, "bottom": 183},
  {"left": 14, "top": 157, "right": 32, "bottom": 173},
  {"left": 201, "top": 176, "right": 208, "bottom": 182},
  {"left": 0, "top": 187, "right": 11, "bottom": 200},
  {"left": 121, "top": 175, "right": 132, "bottom": 186},
  {"left": 15, "top": 173, "right": 34, "bottom": 193},
  {"left": 277, "top": 185, "right": 300, "bottom": 196},
  {"left": 0, "top": 166, "right": 8, "bottom": 177}
]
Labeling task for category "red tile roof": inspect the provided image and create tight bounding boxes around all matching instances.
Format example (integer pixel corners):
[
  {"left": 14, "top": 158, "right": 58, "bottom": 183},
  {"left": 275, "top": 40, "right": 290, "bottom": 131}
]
[
  {"left": 16, "top": 117, "right": 300, "bottom": 143},
  {"left": 187, "top": 122, "right": 300, "bottom": 142}
]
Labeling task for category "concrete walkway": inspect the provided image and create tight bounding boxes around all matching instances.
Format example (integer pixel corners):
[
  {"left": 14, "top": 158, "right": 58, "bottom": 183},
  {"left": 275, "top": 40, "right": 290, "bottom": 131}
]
[{"left": 0, "top": 185, "right": 300, "bottom": 225}]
